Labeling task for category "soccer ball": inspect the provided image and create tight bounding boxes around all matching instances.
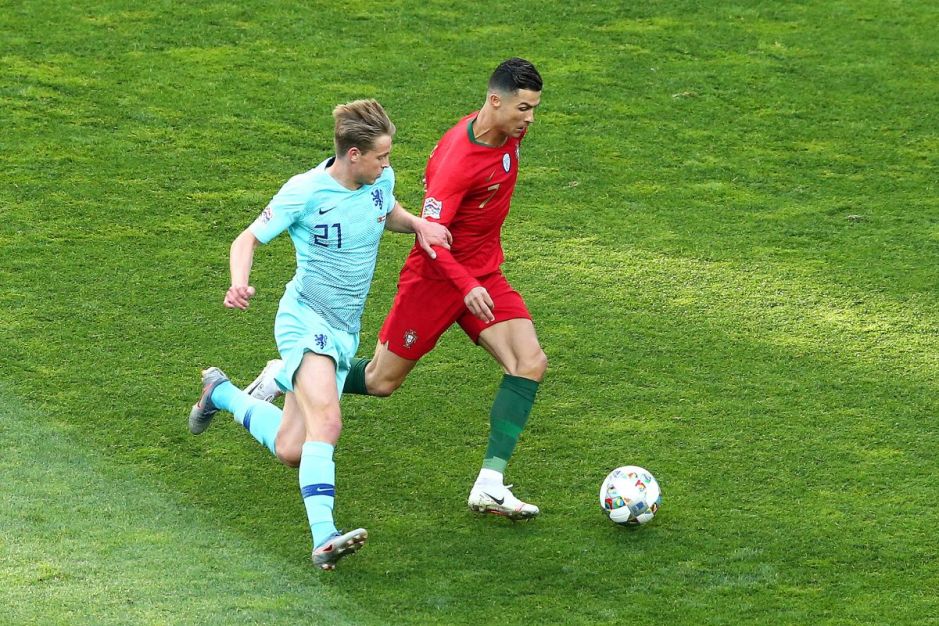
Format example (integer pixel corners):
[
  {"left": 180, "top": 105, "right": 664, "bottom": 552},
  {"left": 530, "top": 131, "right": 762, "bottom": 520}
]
[{"left": 600, "top": 466, "right": 661, "bottom": 525}]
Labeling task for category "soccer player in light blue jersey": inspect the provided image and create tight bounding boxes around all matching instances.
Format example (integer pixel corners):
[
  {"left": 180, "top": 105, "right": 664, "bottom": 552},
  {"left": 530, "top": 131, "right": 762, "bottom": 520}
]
[{"left": 187, "top": 100, "right": 451, "bottom": 571}]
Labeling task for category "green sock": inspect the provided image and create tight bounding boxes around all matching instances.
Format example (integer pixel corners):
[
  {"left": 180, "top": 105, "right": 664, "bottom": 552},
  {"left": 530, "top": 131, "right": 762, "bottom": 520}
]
[
  {"left": 483, "top": 374, "right": 540, "bottom": 473},
  {"left": 343, "top": 358, "right": 371, "bottom": 395}
]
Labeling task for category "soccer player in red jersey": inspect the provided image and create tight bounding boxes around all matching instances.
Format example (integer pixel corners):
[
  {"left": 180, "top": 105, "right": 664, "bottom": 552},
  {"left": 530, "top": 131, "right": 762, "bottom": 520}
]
[
  {"left": 350, "top": 58, "right": 545, "bottom": 519},
  {"left": 249, "top": 58, "right": 545, "bottom": 520}
]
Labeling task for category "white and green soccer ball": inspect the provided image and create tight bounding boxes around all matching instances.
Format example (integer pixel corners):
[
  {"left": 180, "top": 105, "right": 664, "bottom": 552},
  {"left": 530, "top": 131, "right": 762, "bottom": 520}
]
[{"left": 600, "top": 465, "right": 661, "bottom": 525}]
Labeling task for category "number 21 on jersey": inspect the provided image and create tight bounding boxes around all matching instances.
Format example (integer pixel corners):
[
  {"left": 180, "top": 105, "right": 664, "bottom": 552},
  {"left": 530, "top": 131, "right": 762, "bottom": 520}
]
[{"left": 313, "top": 223, "right": 342, "bottom": 248}]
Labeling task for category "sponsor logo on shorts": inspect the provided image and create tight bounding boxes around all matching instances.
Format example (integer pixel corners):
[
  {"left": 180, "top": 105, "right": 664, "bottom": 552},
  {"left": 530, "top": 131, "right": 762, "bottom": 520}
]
[
  {"left": 422, "top": 197, "right": 442, "bottom": 220},
  {"left": 403, "top": 329, "right": 418, "bottom": 349}
]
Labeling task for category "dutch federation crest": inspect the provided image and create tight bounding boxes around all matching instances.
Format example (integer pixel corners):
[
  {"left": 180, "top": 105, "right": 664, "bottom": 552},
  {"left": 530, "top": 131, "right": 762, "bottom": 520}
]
[
  {"left": 422, "top": 197, "right": 442, "bottom": 219},
  {"left": 371, "top": 188, "right": 383, "bottom": 209},
  {"left": 502, "top": 153, "right": 511, "bottom": 173}
]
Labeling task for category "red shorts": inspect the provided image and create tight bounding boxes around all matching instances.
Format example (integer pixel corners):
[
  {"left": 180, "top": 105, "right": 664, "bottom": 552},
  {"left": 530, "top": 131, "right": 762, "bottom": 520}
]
[{"left": 378, "top": 268, "right": 532, "bottom": 360}]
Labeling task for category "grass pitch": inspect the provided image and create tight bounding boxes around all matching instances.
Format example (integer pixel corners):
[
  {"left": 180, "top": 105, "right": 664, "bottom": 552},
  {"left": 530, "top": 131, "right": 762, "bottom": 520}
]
[{"left": 1, "top": 0, "right": 937, "bottom": 623}]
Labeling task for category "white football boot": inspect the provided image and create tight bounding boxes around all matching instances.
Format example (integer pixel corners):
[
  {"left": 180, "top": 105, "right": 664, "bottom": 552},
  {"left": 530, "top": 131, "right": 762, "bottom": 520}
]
[
  {"left": 245, "top": 359, "right": 285, "bottom": 403},
  {"left": 467, "top": 484, "right": 540, "bottom": 520},
  {"left": 312, "top": 528, "right": 368, "bottom": 571}
]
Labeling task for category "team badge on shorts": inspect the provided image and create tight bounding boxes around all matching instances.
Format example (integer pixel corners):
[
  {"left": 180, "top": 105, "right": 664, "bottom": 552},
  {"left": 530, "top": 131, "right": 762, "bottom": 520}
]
[
  {"left": 502, "top": 153, "right": 511, "bottom": 172},
  {"left": 422, "top": 197, "right": 442, "bottom": 219},
  {"left": 403, "top": 329, "right": 418, "bottom": 349},
  {"left": 314, "top": 333, "right": 328, "bottom": 350}
]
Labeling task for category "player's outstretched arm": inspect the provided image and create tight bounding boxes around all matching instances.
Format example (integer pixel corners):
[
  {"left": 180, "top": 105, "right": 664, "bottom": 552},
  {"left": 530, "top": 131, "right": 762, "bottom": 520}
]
[
  {"left": 384, "top": 201, "right": 451, "bottom": 259},
  {"left": 223, "top": 228, "right": 260, "bottom": 310}
]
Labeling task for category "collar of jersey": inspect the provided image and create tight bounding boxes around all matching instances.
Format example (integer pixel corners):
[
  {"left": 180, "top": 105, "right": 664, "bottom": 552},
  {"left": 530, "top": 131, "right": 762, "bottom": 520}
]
[{"left": 467, "top": 117, "right": 508, "bottom": 149}]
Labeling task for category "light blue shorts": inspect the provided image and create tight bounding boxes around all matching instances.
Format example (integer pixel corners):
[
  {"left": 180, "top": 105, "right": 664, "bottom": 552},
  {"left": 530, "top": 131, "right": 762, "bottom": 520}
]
[{"left": 273, "top": 292, "right": 360, "bottom": 398}]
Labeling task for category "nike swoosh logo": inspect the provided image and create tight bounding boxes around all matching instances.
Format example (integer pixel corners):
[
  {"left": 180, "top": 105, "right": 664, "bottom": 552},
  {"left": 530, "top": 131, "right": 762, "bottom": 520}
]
[
  {"left": 301, "top": 483, "right": 336, "bottom": 498},
  {"left": 484, "top": 492, "right": 505, "bottom": 505},
  {"left": 318, "top": 207, "right": 336, "bottom": 215}
]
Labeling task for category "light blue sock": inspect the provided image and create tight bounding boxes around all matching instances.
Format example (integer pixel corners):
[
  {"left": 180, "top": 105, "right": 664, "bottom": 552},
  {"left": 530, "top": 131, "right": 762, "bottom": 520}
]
[
  {"left": 209, "top": 380, "right": 240, "bottom": 412},
  {"left": 299, "top": 441, "right": 338, "bottom": 549},
  {"left": 210, "top": 381, "right": 282, "bottom": 456}
]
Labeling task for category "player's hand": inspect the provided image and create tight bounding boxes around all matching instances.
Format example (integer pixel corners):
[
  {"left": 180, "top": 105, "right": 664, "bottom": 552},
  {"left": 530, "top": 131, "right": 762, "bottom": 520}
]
[
  {"left": 464, "top": 286, "right": 495, "bottom": 323},
  {"left": 224, "top": 285, "right": 256, "bottom": 310},
  {"left": 415, "top": 219, "right": 452, "bottom": 260}
]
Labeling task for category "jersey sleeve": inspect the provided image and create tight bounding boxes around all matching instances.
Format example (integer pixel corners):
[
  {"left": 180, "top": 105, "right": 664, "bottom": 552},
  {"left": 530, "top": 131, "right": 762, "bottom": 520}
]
[
  {"left": 420, "top": 170, "right": 481, "bottom": 296},
  {"left": 249, "top": 175, "right": 308, "bottom": 243}
]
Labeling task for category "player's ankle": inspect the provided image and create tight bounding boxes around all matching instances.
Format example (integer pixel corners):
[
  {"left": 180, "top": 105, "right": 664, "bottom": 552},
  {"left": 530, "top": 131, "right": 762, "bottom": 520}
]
[{"left": 474, "top": 467, "right": 504, "bottom": 488}]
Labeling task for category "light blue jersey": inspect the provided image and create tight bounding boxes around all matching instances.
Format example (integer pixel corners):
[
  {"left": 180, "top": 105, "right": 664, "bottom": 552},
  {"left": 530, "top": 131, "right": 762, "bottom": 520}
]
[{"left": 250, "top": 158, "right": 396, "bottom": 333}]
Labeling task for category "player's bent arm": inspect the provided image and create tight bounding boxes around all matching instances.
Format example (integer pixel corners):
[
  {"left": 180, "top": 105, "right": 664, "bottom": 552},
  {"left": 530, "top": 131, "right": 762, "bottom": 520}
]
[
  {"left": 424, "top": 247, "right": 494, "bottom": 322},
  {"left": 426, "top": 246, "right": 480, "bottom": 293},
  {"left": 383, "top": 202, "right": 420, "bottom": 233},
  {"left": 384, "top": 201, "right": 452, "bottom": 259},
  {"left": 224, "top": 228, "right": 260, "bottom": 310},
  {"left": 417, "top": 183, "right": 482, "bottom": 298}
]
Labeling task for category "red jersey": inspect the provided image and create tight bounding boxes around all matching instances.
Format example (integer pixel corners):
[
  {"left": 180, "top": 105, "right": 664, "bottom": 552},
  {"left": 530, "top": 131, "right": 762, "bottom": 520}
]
[{"left": 402, "top": 112, "right": 525, "bottom": 295}]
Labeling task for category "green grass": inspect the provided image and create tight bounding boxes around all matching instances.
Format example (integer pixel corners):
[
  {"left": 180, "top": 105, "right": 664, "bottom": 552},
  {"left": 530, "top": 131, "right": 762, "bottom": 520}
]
[
  {"left": 0, "top": 384, "right": 362, "bottom": 625},
  {"left": 1, "top": 0, "right": 937, "bottom": 623}
]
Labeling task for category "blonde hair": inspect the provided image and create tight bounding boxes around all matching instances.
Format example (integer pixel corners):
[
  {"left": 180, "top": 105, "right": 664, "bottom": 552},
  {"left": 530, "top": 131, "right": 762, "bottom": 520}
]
[{"left": 332, "top": 99, "right": 396, "bottom": 156}]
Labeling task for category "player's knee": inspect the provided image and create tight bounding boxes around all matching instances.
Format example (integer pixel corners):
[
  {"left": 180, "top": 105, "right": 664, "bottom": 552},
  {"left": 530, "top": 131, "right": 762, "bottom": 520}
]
[
  {"left": 368, "top": 376, "right": 404, "bottom": 398},
  {"left": 313, "top": 410, "right": 343, "bottom": 440},
  {"left": 516, "top": 349, "right": 547, "bottom": 382},
  {"left": 275, "top": 436, "right": 302, "bottom": 468},
  {"left": 277, "top": 451, "right": 301, "bottom": 469}
]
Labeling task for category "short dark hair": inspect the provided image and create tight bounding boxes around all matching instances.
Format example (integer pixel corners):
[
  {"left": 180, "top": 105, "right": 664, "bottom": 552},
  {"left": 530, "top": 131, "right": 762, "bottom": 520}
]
[{"left": 488, "top": 57, "right": 542, "bottom": 94}]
